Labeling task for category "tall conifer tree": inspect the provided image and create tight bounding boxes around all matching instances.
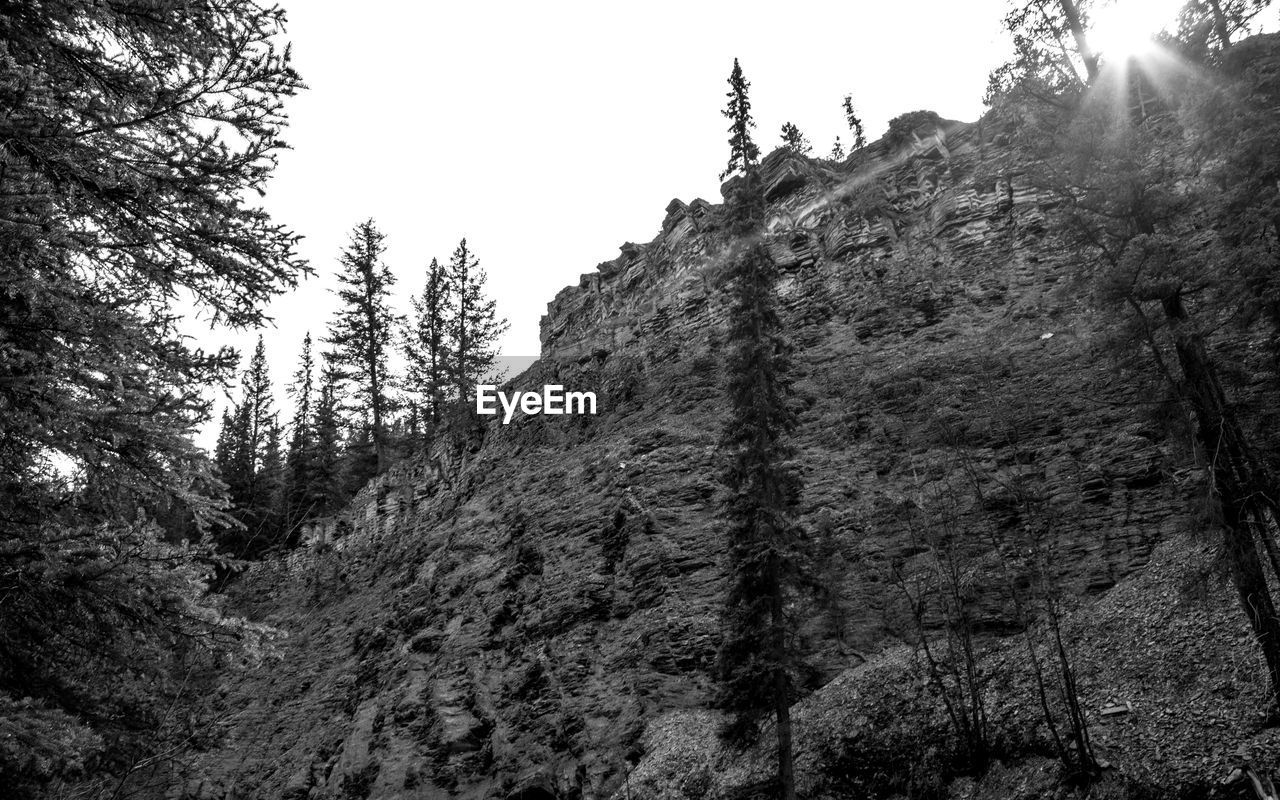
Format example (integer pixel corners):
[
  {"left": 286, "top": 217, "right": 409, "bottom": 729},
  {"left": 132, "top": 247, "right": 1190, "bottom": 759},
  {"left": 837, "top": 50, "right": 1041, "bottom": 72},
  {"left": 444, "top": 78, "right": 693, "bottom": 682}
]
[
  {"left": 447, "top": 239, "right": 509, "bottom": 406},
  {"left": 214, "top": 403, "right": 253, "bottom": 513},
  {"left": 842, "top": 94, "right": 866, "bottom": 150},
  {"left": 284, "top": 332, "right": 317, "bottom": 538},
  {"left": 326, "top": 219, "right": 400, "bottom": 475},
  {"left": 310, "top": 359, "right": 346, "bottom": 517},
  {"left": 0, "top": 3, "right": 304, "bottom": 790},
  {"left": 715, "top": 58, "right": 808, "bottom": 800},
  {"left": 405, "top": 257, "right": 455, "bottom": 427},
  {"left": 214, "top": 335, "right": 282, "bottom": 557},
  {"left": 259, "top": 417, "right": 285, "bottom": 541},
  {"left": 721, "top": 58, "right": 761, "bottom": 181}
]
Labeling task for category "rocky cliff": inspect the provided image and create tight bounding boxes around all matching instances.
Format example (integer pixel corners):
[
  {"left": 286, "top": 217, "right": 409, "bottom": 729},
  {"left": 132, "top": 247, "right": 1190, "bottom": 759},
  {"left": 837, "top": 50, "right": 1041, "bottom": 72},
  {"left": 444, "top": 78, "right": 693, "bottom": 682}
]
[{"left": 168, "top": 109, "right": 1276, "bottom": 800}]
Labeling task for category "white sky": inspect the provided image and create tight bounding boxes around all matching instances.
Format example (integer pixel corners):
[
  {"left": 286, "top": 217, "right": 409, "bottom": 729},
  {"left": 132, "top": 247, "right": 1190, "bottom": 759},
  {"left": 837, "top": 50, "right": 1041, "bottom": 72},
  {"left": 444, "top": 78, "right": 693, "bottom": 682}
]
[{"left": 200, "top": 0, "right": 1014, "bottom": 431}]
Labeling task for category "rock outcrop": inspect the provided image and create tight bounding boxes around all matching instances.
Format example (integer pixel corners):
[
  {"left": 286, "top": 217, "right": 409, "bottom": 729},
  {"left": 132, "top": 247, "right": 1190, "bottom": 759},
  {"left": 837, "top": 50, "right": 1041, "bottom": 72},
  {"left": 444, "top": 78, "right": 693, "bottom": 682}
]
[{"left": 168, "top": 110, "right": 1268, "bottom": 800}]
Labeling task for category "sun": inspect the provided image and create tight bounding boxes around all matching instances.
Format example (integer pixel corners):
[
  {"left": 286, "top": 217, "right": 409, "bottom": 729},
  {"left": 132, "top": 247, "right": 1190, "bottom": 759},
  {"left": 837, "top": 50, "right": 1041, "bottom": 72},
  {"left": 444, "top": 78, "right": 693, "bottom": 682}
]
[{"left": 1089, "top": 0, "right": 1183, "bottom": 61}]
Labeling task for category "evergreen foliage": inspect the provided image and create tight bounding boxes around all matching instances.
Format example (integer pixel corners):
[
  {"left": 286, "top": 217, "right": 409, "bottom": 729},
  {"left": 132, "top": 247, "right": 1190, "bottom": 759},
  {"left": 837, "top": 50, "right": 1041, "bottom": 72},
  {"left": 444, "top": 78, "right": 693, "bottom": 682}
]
[
  {"left": 842, "top": 94, "right": 867, "bottom": 149},
  {"left": 885, "top": 109, "right": 945, "bottom": 149},
  {"left": 405, "top": 257, "right": 455, "bottom": 429},
  {"left": 988, "top": 0, "right": 1100, "bottom": 99},
  {"left": 310, "top": 359, "right": 347, "bottom": 517},
  {"left": 447, "top": 239, "right": 509, "bottom": 407},
  {"left": 714, "top": 58, "right": 809, "bottom": 800},
  {"left": 325, "top": 219, "right": 401, "bottom": 476},
  {"left": 284, "top": 332, "right": 318, "bottom": 540},
  {"left": 0, "top": 0, "right": 303, "bottom": 794},
  {"left": 830, "top": 136, "right": 846, "bottom": 161},
  {"left": 213, "top": 336, "right": 284, "bottom": 558},
  {"left": 779, "top": 122, "right": 812, "bottom": 155},
  {"left": 721, "top": 58, "right": 761, "bottom": 180}
]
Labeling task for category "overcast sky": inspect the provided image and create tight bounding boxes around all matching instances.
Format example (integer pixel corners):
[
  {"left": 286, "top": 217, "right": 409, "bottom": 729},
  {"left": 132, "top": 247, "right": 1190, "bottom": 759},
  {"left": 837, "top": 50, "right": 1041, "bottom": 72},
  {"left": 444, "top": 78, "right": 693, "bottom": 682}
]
[{"left": 200, "top": 0, "right": 1017, "bottom": 428}]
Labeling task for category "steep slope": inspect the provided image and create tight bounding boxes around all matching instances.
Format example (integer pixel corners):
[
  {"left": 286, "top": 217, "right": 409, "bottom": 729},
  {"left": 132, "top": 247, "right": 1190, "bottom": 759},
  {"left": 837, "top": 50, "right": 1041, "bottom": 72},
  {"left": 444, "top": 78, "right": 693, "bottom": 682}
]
[
  {"left": 166, "top": 111, "right": 1257, "bottom": 800},
  {"left": 624, "top": 530, "right": 1280, "bottom": 800}
]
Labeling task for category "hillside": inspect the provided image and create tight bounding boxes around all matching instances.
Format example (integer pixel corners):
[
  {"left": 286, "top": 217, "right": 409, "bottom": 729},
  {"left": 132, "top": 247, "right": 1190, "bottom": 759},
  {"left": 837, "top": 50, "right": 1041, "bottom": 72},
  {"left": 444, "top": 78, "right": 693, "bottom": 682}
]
[{"left": 163, "top": 90, "right": 1279, "bottom": 800}]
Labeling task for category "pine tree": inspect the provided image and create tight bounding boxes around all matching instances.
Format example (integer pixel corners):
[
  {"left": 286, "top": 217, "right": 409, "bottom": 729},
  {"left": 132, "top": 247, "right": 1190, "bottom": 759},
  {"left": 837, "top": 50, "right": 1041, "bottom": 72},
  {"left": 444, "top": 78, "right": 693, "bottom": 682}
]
[
  {"left": 243, "top": 335, "right": 276, "bottom": 479},
  {"left": 447, "top": 239, "right": 509, "bottom": 406},
  {"left": 310, "top": 359, "right": 347, "bottom": 517},
  {"left": 715, "top": 58, "right": 808, "bottom": 800},
  {"left": 215, "top": 402, "right": 248, "bottom": 496},
  {"left": 721, "top": 58, "right": 761, "bottom": 180},
  {"left": 259, "top": 416, "right": 285, "bottom": 543},
  {"left": 341, "top": 425, "right": 378, "bottom": 499},
  {"left": 214, "top": 336, "right": 282, "bottom": 558},
  {"left": 242, "top": 336, "right": 277, "bottom": 536},
  {"left": 405, "top": 257, "right": 455, "bottom": 429},
  {"left": 0, "top": 2, "right": 304, "bottom": 793},
  {"left": 830, "top": 136, "right": 845, "bottom": 161},
  {"left": 779, "top": 122, "right": 812, "bottom": 155},
  {"left": 284, "top": 332, "right": 317, "bottom": 538},
  {"left": 842, "top": 94, "right": 866, "bottom": 150},
  {"left": 214, "top": 404, "right": 253, "bottom": 514},
  {"left": 213, "top": 408, "right": 238, "bottom": 477},
  {"left": 326, "top": 219, "right": 401, "bottom": 474}
]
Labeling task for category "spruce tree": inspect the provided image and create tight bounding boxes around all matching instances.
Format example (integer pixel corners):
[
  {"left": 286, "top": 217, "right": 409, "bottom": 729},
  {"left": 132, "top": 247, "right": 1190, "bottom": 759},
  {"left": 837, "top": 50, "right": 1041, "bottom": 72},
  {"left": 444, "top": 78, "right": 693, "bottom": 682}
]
[
  {"left": 284, "top": 332, "right": 317, "bottom": 538},
  {"left": 779, "top": 122, "right": 812, "bottom": 155},
  {"left": 310, "top": 359, "right": 347, "bottom": 517},
  {"left": 721, "top": 58, "right": 761, "bottom": 180},
  {"left": 242, "top": 336, "right": 277, "bottom": 537},
  {"left": 715, "top": 58, "right": 808, "bottom": 800},
  {"left": 405, "top": 257, "right": 455, "bottom": 428},
  {"left": 341, "top": 425, "right": 378, "bottom": 499},
  {"left": 214, "top": 403, "right": 253, "bottom": 515},
  {"left": 259, "top": 416, "right": 285, "bottom": 543},
  {"left": 326, "top": 219, "right": 401, "bottom": 475},
  {"left": 830, "top": 136, "right": 845, "bottom": 161},
  {"left": 0, "top": 2, "right": 304, "bottom": 791},
  {"left": 213, "top": 408, "right": 238, "bottom": 480},
  {"left": 243, "top": 335, "right": 277, "bottom": 487},
  {"left": 447, "top": 239, "right": 509, "bottom": 406},
  {"left": 842, "top": 94, "right": 866, "bottom": 150},
  {"left": 214, "top": 335, "right": 282, "bottom": 558}
]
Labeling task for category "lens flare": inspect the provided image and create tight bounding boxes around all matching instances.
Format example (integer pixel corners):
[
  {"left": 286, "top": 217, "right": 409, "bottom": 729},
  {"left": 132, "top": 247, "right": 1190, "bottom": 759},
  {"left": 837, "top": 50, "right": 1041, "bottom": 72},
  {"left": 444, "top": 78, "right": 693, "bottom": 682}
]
[{"left": 1089, "top": 0, "right": 1184, "bottom": 61}]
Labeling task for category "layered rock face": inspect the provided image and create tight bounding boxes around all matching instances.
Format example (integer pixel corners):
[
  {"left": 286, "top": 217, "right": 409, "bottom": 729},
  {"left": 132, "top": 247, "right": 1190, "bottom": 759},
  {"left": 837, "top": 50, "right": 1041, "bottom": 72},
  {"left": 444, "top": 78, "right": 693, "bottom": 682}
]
[{"left": 175, "top": 116, "right": 1205, "bottom": 800}]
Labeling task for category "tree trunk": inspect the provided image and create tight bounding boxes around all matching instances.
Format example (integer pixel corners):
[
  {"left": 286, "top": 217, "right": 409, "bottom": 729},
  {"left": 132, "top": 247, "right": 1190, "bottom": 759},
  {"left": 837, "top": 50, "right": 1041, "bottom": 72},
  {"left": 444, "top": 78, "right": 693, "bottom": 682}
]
[
  {"left": 368, "top": 337, "right": 385, "bottom": 473},
  {"left": 456, "top": 243, "right": 470, "bottom": 406},
  {"left": 361, "top": 258, "right": 386, "bottom": 473},
  {"left": 1163, "top": 293, "right": 1280, "bottom": 706},
  {"left": 1058, "top": 0, "right": 1099, "bottom": 83},
  {"left": 774, "top": 667, "right": 796, "bottom": 800},
  {"left": 430, "top": 306, "right": 442, "bottom": 425},
  {"left": 770, "top": 559, "right": 796, "bottom": 800}
]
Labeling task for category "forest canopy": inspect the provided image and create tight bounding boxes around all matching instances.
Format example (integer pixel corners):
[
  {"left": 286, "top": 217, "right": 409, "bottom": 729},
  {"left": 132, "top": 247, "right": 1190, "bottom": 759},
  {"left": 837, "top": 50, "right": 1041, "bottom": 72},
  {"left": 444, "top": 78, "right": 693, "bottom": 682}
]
[{"left": 0, "top": 1, "right": 305, "bottom": 795}]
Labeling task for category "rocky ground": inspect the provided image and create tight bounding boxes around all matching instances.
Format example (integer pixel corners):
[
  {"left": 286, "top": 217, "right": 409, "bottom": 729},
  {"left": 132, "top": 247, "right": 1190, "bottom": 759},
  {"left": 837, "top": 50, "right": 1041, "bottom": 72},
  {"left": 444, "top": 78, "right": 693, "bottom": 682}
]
[{"left": 624, "top": 533, "right": 1280, "bottom": 800}]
